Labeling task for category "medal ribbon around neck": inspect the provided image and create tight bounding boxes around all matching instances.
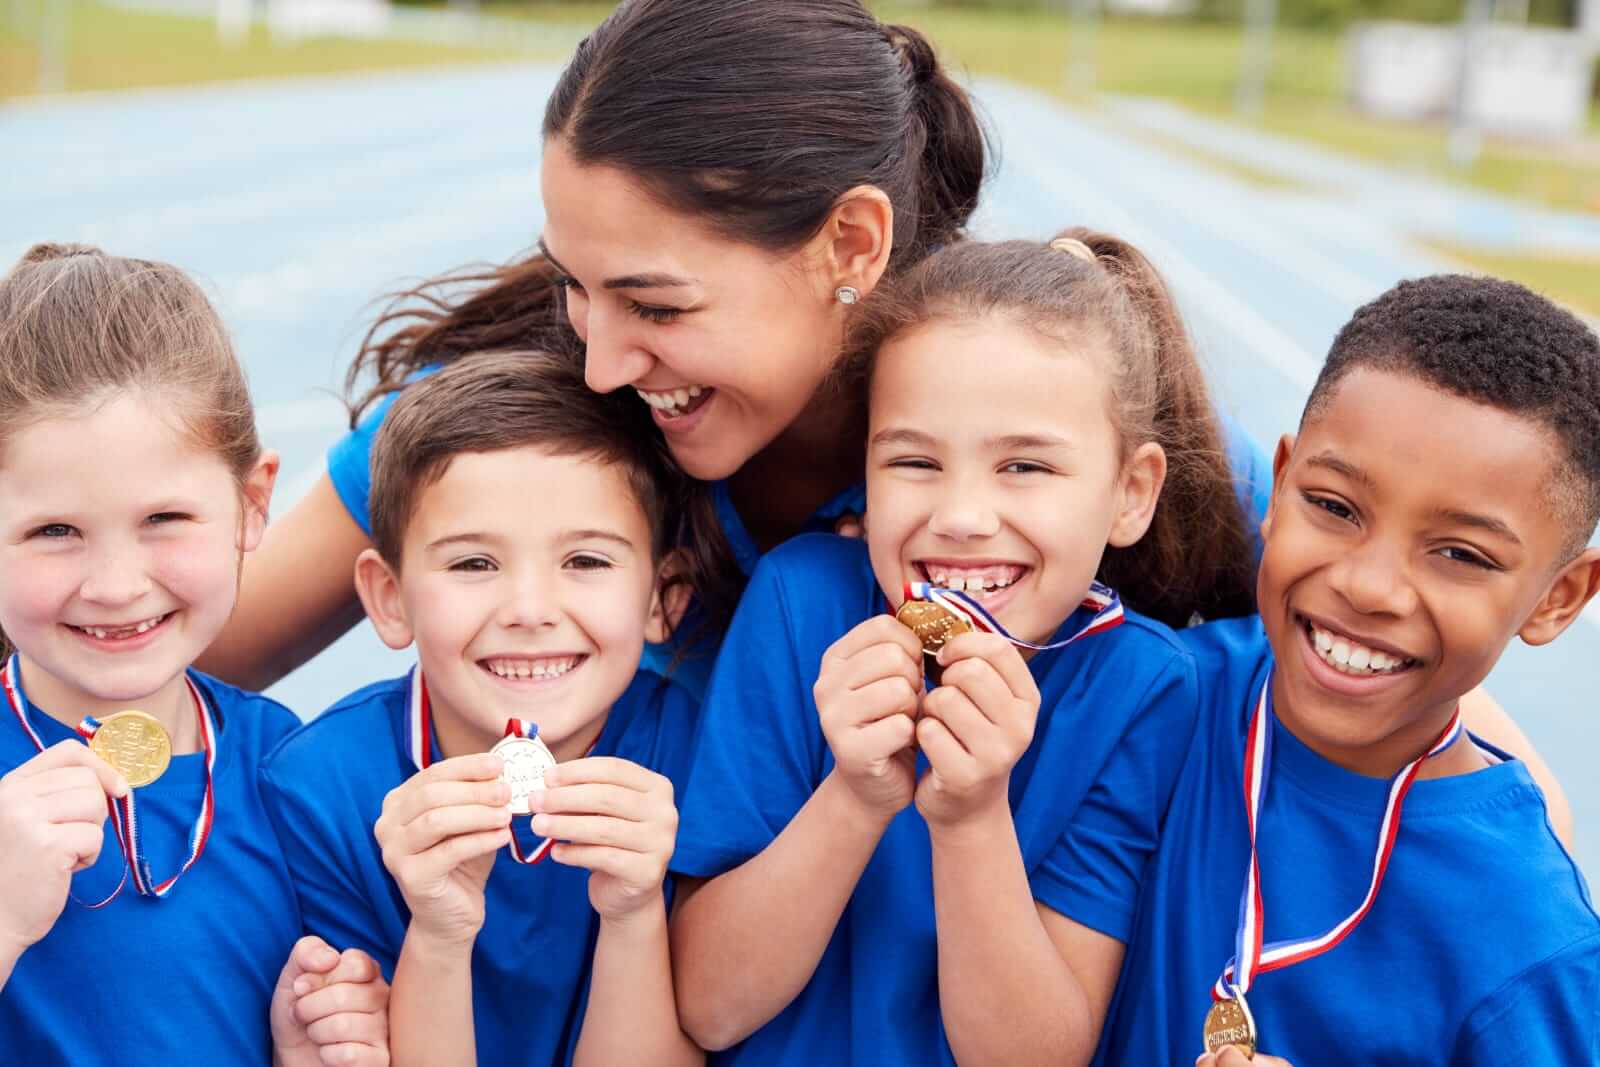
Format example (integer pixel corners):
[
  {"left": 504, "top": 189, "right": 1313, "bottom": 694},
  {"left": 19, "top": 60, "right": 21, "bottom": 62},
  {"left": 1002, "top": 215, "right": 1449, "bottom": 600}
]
[
  {"left": 902, "top": 579, "right": 1124, "bottom": 650},
  {"left": 1213, "top": 673, "right": 1463, "bottom": 1002},
  {"left": 404, "top": 669, "right": 580, "bottom": 867},
  {"left": 1, "top": 654, "right": 216, "bottom": 903}
]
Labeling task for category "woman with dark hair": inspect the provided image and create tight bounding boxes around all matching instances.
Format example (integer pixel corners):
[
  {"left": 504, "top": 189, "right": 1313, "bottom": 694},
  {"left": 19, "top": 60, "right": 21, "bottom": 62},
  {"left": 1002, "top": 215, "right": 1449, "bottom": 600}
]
[{"left": 200, "top": 0, "right": 1566, "bottom": 860}]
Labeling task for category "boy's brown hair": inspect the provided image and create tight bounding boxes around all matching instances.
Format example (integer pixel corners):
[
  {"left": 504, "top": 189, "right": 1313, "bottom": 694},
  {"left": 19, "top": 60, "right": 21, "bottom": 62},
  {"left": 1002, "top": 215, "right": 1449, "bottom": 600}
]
[{"left": 368, "top": 345, "right": 682, "bottom": 573}]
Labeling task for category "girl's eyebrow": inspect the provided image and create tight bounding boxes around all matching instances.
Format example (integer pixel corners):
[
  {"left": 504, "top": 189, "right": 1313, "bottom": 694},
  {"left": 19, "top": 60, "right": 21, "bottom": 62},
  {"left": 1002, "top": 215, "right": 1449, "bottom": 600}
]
[{"left": 537, "top": 238, "right": 693, "bottom": 291}]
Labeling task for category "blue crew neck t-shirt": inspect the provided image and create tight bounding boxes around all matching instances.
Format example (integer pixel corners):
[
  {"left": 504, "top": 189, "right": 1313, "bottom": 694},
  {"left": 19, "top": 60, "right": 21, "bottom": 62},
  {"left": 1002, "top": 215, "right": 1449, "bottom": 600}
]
[
  {"left": 1092, "top": 616, "right": 1600, "bottom": 1065},
  {"left": 259, "top": 668, "right": 700, "bottom": 1067},
  {"left": 670, "top": 534, "right": 1201, "bottom": 1065},
  {"left": 327, "top": 377, "right": 1271, "bottom": 697},
  {"left": 0, "top": 668, "right": 302, "bottom": 1065}
]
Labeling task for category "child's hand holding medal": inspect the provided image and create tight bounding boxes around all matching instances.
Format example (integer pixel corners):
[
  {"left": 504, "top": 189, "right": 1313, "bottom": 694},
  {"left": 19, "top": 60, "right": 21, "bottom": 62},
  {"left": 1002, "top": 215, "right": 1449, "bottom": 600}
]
[
  {"left": 814, "top": 615, "right": 923, "bottom": 820},
  {"left": 913, "top": 631, "right": 1040, "bottom": 829},
  {"left": 374, "top": 754, "right": 512, "bottom": 948},
  {"left": 0, "top": 741, "right": 127, "bottom": 965},
  {"left": 527, "top": 757, "right": 680, "bottom": 923}
]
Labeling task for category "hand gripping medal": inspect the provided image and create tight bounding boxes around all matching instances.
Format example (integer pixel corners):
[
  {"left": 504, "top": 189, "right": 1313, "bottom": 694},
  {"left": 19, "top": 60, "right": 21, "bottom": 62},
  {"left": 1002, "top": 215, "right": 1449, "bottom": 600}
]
[
  {"left": 1205, "top": 675, "right": 1464, "bottom": 1059},
  {"left": 404, "top": 668, "right": 583, "bottom": 866},
  {"left": 1, "top": 655, "right": 217, "bottom": 904},
  {"left": 895, "top": 580, "right": 1125, "bottom": 686}
]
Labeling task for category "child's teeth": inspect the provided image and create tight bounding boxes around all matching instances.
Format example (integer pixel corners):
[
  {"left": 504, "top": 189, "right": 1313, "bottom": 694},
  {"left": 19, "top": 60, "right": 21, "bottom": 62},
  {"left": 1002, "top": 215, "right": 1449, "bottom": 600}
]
[
  {"left": 1331, "top": 640, "right": 1351, "bottom": 666},
  {"left": 1308, "top": 622, "right": 1409, "bottom": 676},
  {"left": 1370, "top": 651, "right": 1391, "bottom": 670},
  {"left": 1348, "top": 647, "right": 1370, "bottom": 671},
  {"left": 1314, "top": 629, "right": 1332, "bottom": 653}
]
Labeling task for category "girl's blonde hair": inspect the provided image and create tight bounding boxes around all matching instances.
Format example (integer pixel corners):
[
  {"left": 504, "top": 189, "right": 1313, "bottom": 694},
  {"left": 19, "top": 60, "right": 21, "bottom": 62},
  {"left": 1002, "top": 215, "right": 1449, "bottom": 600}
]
[
  {"left": 850, "top": 228, "right": 1257, "bottom": 628},
  {"left": 0, "top": 243, "right": 261, "bottom": 483}
]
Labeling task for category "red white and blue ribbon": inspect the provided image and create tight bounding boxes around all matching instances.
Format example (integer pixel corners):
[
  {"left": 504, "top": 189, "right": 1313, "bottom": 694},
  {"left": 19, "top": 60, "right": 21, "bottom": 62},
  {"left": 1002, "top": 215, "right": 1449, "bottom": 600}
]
[
  {"left": 1212, "top": 674, "right": 1463, "bottom": 1002},
  {"left": 902, "top": 579, "right": 1124, "bottom": 651},
  {"left": 2, "top": 654, "right": 216, "bottom": 903},
  {"left": 404, "top": 669, "right": 559, "bottom": 866}
]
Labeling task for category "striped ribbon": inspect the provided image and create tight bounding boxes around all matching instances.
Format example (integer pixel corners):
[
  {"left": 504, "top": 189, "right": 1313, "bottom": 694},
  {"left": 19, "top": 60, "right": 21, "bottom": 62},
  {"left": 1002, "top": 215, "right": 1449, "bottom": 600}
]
[
  {"left": 2, "top": 654, "right": 216, "bottom": 903},
  {"left": 902, "top": 579, "right": 1124, "bottom": 651},
  {"left": 1213, "top": 674, "right": 1463, "bottom": 1001},
  {"left": 404, "top": 668, "right": 567, "bottom": 866}
]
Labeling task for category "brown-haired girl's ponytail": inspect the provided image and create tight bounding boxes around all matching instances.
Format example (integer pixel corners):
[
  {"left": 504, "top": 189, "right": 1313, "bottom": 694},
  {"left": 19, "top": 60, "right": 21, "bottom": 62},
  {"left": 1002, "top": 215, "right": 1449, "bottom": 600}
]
[
  {"left": 1076, "top": 229, "right": 1257, "bottom": 627},
  {"left": 885, "top": 23, "right": 987, "bottom": 266},
  {"left": 344, "top": 253, "right": 569, "bottom": 422}
]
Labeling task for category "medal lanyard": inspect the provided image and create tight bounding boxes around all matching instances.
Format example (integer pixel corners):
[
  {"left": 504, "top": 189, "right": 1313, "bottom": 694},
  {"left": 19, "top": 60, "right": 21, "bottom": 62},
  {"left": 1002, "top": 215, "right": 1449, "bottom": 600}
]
[
  {"left": 1213, "top": 674, "right": 1462, "bottom": 1001},
  {"left": 405, "top": 668, "right": 581, "bottom": 866},
  {"left": 902, "top": 579, "right": 1124, "bottom": 650},
  {"left": 1, "top": 654, "right": 217, "bottom": 903}
]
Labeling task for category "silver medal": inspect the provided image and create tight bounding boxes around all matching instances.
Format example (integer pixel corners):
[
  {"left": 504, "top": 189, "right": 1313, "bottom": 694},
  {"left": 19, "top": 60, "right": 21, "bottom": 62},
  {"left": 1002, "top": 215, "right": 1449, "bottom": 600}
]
[{"left": 490, "top": 733, "right": 557, "bottom": 816}]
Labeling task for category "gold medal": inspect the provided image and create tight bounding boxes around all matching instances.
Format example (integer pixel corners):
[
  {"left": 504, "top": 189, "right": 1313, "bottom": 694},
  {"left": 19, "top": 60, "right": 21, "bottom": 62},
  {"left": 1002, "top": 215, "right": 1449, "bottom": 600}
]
[
  {"left": 88, "top": 709, "right": 172, "bottom": 787},
  {"left": 894, "top": 599, "right": 972, "bottom": 686},
  {"left": 1202, "top": 994, "right": 1257, "bottom": 1059}
]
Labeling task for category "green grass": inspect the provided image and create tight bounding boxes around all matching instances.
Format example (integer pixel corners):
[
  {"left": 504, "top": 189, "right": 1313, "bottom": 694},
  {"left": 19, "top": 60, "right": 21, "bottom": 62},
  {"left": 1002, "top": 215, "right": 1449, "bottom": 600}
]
[
  {"left": 878, "top": 5, "right": 1600, "bottom": 216},
  {"left": 1424, "top": 240, "right": 1600, "bottom": 318},
  {"left": 0, "top": 0, "right": 531, "bottom": 99}
]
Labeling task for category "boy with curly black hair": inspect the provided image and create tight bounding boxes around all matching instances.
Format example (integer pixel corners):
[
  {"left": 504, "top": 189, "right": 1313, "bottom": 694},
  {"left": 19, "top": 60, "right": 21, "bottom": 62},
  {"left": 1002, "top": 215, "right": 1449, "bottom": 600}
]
[{"left": 1092, "top": 275, "right": 1600, "bottom": 1065}]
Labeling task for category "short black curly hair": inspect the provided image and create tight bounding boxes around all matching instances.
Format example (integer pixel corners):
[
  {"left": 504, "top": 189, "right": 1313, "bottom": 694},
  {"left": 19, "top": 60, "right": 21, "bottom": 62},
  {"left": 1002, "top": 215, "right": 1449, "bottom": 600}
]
[{"left": 1304, "top": 274, "right": 1600, "bottom": 557}]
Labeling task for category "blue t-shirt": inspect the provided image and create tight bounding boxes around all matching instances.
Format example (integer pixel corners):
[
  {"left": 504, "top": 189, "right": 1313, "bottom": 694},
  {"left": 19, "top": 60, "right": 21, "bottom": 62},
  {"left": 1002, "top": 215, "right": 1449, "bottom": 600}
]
[
  {"left": 670, "top": 534, "right": 1200, "bottom": 1065},
  {"left": 327, "top": 377, "right": 1271, "bottom": 696},
  {"left": 0, "top": 669, "right": 302, "bottom": 1064},
  {"left": 1093, "top": 617, "right": 1600, "bottom": 1065},
  {"left": 258, "top": 668, "right": 700, "bottom": 1067}
]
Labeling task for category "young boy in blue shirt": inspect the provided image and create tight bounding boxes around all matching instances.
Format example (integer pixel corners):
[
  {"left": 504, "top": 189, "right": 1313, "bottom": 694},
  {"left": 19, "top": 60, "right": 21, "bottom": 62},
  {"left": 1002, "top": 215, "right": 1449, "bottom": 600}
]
[
  {"left": 1093, "top": 275, "right": 1600, "bottom": 1065},
  {"left": 259, "top": 350, "right": 703, "bottom": 1067}
]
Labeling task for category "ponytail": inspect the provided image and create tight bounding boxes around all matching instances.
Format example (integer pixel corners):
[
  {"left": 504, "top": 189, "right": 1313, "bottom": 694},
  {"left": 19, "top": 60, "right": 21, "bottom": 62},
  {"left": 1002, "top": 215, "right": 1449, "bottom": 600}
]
[
  {"left": 1069, "top": 230, "right": 1257, "bottom": 626},
  {"left": 884, "top": 23, "right": 987, "bottom": 266}
]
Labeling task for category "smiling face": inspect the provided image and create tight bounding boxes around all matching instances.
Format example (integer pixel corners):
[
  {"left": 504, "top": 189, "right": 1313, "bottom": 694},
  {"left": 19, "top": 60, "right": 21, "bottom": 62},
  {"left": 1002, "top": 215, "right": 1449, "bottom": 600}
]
[
  {"left": 539, "top": 137, "right": 854, "bottom": 482},
  {"left": 357, "top": 445, "right": 666, "bottom": 761},
  {"left": 1259, "top": 366, "right": 1584, "bottom": 776},
  {"left": 865, "top": 314, "right": 1162, "bottom": 652},
  {"left": 0, "top": 391, "right": 271, "bottom": 724}
]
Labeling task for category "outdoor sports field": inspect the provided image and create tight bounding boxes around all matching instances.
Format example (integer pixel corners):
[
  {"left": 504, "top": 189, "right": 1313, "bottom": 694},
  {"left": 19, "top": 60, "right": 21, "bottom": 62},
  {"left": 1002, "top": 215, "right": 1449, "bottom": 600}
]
[{"left": 3, "top": 58, "right": 1596, "bottom": 873}]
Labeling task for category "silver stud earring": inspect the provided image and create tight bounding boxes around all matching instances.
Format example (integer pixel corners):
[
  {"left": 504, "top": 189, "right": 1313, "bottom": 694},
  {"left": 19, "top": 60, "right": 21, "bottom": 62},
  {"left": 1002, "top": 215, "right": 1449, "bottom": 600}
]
[{"left": 834, "top": 285, "right": 860, "bottom": 306}]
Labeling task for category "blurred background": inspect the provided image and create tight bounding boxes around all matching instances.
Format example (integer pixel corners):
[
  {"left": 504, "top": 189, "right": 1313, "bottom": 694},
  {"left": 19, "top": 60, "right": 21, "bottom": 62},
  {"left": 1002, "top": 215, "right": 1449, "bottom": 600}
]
[{"left": 3, "top": 0, "right": 1598, "bottom": 872}]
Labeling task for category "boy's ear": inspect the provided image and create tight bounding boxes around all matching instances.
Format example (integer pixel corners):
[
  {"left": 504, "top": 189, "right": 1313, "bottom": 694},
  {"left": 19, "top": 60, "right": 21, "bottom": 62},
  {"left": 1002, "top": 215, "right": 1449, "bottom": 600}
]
[
  {"left": 1258, "top": 433, "right": 1296, "bottom": 542},
  {"left": 644, "top": 548, "right": 694, "bottom": 645},
  {"left": 238, "top": 449, "right": 281, "bottom": 552},
  {"left": 1519, "top": 546, "right": 1600, "bottom": 647},
  {"left": 1107, "top": 441, "right": 1167, "bottom": 548},
  {"left": 353, "top": 548, "right": 415, "bottom": 651}
]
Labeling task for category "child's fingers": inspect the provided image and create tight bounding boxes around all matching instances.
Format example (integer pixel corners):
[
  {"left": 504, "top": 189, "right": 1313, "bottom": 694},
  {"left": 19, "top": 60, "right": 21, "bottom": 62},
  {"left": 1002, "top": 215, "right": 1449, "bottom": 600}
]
[
  {"left": 846, "top": 710, "right": 917, "bottom": 759},
  {"left": 918, "top": 687, "right": 988, "bottom": 756},
  {"left": 295, "top": 971, "right": 388, "bottom": 1027},
  {"left": 303, "top": 1006, "right": 388, "bottom": 1053},
  {"left": 939, "top": 632, "right": 1039, "bottom": 704},
  {"left": 548, "top": 841, "right": 664, "bottom": 886},
  {"left": 292, "top": 946, "right": 378, "bottom": 997},
  {"left": 528, "top": 813, "right": 663, "bottom": 853},
  {"left": 840, "top": 640, "right": 923, "bottom": 694},
  {"left": 542, "top": 756, "right": 661, "bottom": 793},
  {"left": 56, "top": 822, "right": 107, "bottom": 873},
  {"left": 317, "top": 1042, "right": 389, "bottom": 1067},
  {"left": 398, "top": 803, "right": 512, "bottom": 855},
  {"left": 18, "top": 741, "right": 129, "bottom": 797},
  {"left": 381, "top": 769, "right": 509, "bottom": 826},
  {"left": 933, "top": 656, "right": 1017, "bottom": 728},
  {"left": 529, "top": 781, "right": 650, "bottom": 820},
  {"left": 408, "top": 827, "right": 511, "bottom": 881},
  {"left": 825, "top": 615, "right": 924, "bottom": 666},
  {"left": 838, "top": 675, "right": 920, "bottom": 727},
  {"left": 283, "top": 936, "right": 341, "bottom": 984},
  {"left": 41, "top": 782, "right": 119, "bottom": 826},
  {"left": 915, "top": 715, "right": 972, "bottom": 777}
]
